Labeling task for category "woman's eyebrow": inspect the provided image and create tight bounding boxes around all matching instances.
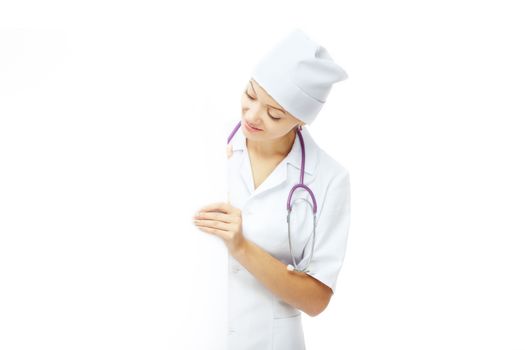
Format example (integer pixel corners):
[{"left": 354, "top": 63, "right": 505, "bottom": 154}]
[{"left": 249, "top": 80, "right": 286, "bottom": 113}]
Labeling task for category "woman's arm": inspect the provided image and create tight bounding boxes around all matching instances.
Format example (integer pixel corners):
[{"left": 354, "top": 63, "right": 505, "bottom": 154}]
[
  {"left": 193, "top": 201, "right": 332, "bottom": 316},
  {"left": 231, "top": 239, "right": 333, "bottom": 317}
]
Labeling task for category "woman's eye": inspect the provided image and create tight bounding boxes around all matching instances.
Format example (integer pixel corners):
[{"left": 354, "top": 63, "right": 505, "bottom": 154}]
[
  {"left": 244, "top": 91, "right": 255, "bottom": 100},
  {"left": 268, "top": 111, "right": 282, "bottom": 120},
  {"left": 244, "top": 90, "right": 282, "bottom": 120}
]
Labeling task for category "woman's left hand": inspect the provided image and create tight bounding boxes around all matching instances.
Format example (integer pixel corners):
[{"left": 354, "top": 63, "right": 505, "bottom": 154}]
[{"left": 193, "top": 202, "right": 246, "bottom": 256}]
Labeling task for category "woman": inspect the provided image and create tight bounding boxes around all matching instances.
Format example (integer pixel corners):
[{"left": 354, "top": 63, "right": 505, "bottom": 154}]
[{"left": 193, "top": 29, "right": 350, "bottom": 349}]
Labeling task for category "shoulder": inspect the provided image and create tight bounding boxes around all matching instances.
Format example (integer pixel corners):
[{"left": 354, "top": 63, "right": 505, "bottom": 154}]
[
  {"left": 313, "top": 148, "right": 351, "bottom": 220},
  {"left": 314, "top": 146, "right": 350, "bottom": 187}
]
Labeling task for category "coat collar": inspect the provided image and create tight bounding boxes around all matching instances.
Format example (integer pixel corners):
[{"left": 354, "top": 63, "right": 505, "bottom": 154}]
[{"left": 228, "top": 122, "right": 319, "bottom": 197}]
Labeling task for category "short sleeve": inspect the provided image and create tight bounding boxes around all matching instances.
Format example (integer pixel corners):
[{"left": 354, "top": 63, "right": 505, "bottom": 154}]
[{"left": 299, "top": 169, "right": 351, "bottom": 294}]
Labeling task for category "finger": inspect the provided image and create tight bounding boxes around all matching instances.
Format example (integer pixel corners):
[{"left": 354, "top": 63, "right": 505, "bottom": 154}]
[
  {"left": 195, "top": 224, "right": 230, "bottom": 241},
  {"left": 194, "top": 219, "right": 231, "bottom": 231},
  {"left": 195, "top": 211, "right": 236, "bottom": 223},
  {"left": 194, "top": 220, "right": 232, "bottom": 239},
  {"left": 199, "top": 202, "right": 230, "bottom": 214}
]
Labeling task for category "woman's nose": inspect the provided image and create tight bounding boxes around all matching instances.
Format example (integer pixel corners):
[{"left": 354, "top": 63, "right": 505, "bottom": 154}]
[
  {"left": 244, "top": 108, "right": 261, "bottom": 126},
  {"left": 245, "top": 115, "right": 260, "bottom": 125},
  {"left": 242, "top": 104, "right": 265, "bottom": 123}
]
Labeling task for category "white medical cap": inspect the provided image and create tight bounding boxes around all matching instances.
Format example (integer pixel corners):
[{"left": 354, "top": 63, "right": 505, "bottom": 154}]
[{"left": 251, "top": 28, "right": 348, "bottom": 125}]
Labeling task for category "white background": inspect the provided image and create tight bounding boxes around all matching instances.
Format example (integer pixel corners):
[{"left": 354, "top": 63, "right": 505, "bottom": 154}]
[{"left": 1, "top": 1, "right": 524, "bottom": 349}]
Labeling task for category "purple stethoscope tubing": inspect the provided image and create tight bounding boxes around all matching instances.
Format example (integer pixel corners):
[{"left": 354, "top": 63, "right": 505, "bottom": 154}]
[{"left": 226, "top": 120, "right": 318, "bottom": 273}]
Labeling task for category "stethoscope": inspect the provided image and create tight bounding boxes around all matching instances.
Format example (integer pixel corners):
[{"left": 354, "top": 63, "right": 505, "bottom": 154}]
[{"left": 226, "top": 120, "right": 318, "bottom": 273}]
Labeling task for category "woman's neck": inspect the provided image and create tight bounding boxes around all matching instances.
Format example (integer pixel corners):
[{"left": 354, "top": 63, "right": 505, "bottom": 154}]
[{"left": 246, "top": 127, "right": 297, "bottom": 159}]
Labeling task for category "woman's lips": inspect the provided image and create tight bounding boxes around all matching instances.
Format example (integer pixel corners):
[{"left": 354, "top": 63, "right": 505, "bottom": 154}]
[{"left": 244, "top": 121, "right": 263, "bottom": 132}]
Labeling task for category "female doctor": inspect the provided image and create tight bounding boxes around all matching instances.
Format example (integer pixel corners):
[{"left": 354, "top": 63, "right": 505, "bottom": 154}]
[{"left": 192, "top": 29, "right": 351, "bottom": 350}]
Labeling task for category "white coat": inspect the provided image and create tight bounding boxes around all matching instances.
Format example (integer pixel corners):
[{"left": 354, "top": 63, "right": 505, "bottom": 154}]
[{"left": 224, "top": 119, "right": 351, "bottom": 350}]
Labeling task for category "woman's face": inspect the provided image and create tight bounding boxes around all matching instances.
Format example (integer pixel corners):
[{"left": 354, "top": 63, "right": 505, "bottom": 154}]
[{"left": 240, "top": 78, "right": 304, "bottom": 141}]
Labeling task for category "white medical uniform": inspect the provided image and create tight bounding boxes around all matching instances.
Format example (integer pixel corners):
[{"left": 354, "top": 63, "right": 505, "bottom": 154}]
[{"left": 225, "top": 119, "right": 351, "bottom": 350}]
